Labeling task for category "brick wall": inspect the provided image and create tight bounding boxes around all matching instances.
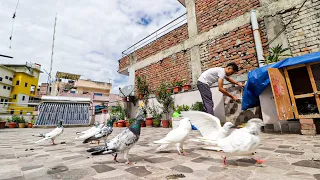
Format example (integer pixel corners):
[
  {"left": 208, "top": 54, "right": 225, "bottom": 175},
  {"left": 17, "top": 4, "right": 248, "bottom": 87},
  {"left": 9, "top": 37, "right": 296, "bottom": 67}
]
[
  {"left": 199, "top": 21, "right": 268, "bottom": 74},
  {"left": 195, "top": 0, "right": 260, "bottom": 34},
  {"left": 282, "top": 0, "right": 320, "bottom": 56},
  {"left": 135, "top": 50, "right": 192, "bottom": 91},
  {"left": 119, "top": 56, "right": 130, "bottom": 71},
  {"left": 135, "top": 24, "right": 189, "bottom": 62}
]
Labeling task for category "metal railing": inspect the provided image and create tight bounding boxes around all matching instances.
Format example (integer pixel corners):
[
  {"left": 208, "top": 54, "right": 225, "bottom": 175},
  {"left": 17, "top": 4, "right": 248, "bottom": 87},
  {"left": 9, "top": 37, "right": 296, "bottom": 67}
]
[{"left": 121, "top": 13, "right": 187, "bottom": 57}]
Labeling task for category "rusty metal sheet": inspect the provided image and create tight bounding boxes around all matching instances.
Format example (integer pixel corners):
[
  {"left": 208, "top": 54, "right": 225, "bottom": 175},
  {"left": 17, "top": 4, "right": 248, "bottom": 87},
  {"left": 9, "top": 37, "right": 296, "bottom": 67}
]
[{"left": 268, "top": 68, "right": 295, "bottom": 120}]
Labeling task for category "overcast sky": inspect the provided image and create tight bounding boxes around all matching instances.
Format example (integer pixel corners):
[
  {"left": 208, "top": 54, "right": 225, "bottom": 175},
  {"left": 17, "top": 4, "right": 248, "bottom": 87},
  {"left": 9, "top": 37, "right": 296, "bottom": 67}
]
[{"left": 0, "top": 0, "right": 185, "bottom": 94}]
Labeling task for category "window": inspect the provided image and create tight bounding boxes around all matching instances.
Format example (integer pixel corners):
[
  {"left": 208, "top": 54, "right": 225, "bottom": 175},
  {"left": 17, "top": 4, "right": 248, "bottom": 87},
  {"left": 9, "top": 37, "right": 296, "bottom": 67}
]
[
  {"left": 5, "top": 76, "right": 8, "bottom": 79},
  {"left": 25, "top": 83, "right": 28, "bottom": 87},
  {"left": 5, "top": 99, "right": 8, "bottom": 102},
  {"left": 16, "top": 81, "right": 19, "bottom": 85},
  {"left": 10, "top": 109, "right": 14, "bottom": 114},
  {"left": 20, "top": 110, "right": 23, "bottom": 115},
  {"left": 13, "top": 94, "right": 17, "bottom": 99},
  {"left": 9, "top": 77, "right": 13, "bottom": 81},
  {"left": 22, "top": 96, "right": 25, "bottom": 101},
  {"left": 0, "top": 77, "right": 2, "bottom": 81},
  {"left": 0, "top": 99, "right": 3, "bottom": 102},
  {"left": 7, "top": 87, "right": 10, "bottom": 90},
  {"left": 3, "top": 86, "right": 6, "bottom": 89},
  {"left": 94, "top": 93, "right": 103, "bottom": 96}
]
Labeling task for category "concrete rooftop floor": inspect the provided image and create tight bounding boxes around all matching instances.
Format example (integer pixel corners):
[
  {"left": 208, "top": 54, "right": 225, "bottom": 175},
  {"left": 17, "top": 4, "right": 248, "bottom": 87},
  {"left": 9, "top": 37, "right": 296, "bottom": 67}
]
[{"left": 0, "top": 127, "right": 320, "bottom": 180}]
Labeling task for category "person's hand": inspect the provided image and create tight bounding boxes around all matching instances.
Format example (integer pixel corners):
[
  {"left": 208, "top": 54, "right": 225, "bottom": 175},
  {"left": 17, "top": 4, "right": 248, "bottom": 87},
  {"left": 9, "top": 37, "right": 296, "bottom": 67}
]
[
  {"left": 232, "top": 96, "right": 239, "bottom": 102},
  {"left": 238, "top": 82, "right": 245, "bottom": 88}
]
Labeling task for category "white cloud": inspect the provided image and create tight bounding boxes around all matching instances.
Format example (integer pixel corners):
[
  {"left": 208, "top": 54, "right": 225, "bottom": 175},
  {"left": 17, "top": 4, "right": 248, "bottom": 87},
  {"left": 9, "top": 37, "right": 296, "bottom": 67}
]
[{"left": 0, "top": 0, "right": 185, "bottom": 94}]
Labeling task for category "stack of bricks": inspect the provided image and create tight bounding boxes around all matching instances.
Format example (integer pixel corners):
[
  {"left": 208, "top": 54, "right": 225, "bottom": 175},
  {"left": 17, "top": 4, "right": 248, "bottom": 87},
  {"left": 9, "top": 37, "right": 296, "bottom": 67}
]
[
  {"left": 195, "top": 0, "right": 260, "bottom": 34},
  {"left": 281, "top": 0, "right": 320, "bottom": 56},
  {"left": 299, "top": 119, "right": 317, "bottom": 136},
  {"left": 199, "top": 21, "right": 269, "bottom": 74}
]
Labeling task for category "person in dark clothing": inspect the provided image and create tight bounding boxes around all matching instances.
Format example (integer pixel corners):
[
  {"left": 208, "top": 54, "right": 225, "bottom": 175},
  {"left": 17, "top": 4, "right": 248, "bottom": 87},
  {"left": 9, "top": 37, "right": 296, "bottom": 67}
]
[{"left": 197, "top": 62, "right": 244, "bottom": 115}]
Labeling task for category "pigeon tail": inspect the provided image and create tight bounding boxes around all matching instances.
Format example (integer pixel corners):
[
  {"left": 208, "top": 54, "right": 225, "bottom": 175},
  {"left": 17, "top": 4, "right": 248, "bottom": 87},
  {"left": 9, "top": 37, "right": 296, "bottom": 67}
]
[
  {"left": 82, "top": 138, "right": 90, "bottom": 144},
  {"left": 86, "top": 146, "right": 106, "bottom": 153}
]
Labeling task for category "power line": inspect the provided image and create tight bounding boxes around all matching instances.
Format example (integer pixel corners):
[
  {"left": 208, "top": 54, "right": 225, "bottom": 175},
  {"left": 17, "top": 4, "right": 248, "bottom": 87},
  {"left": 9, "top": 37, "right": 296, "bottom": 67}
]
[{"left": 9, "top": 0, "right": 20, "bottom": 49}]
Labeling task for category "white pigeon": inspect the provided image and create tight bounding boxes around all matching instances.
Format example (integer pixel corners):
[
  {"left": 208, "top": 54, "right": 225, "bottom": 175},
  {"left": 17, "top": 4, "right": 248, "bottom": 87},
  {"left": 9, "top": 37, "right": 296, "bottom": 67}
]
[
  {"left": 180, "top": 111, "right": 234, "bottom": 142},
  {"left": 202, "top": 118, "right": 265, "bottom": 166},
  {"left": 75, "top": 123, "right": 105, "bottom": 140},
  {"left": 35, "top": 120, "right": 64, "bottom": 145},
  {"left": 154, "top": 118, "right": 192, "bottom": 155},
  {"left": 76, "top": 122, "right": 100, "bottom": 135}
]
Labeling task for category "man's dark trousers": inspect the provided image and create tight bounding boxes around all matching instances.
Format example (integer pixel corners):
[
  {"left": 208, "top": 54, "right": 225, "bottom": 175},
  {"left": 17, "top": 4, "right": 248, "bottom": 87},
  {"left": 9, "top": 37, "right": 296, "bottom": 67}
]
[{"left": 197, "top": 81, "right": 214, "bottom": 115}]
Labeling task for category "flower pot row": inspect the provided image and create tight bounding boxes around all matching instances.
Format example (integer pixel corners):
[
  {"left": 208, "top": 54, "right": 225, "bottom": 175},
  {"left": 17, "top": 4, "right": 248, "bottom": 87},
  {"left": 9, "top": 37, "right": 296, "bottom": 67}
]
[
  {"left": 0, "top": 122, "right": 34, "bottom": 129},
  {"left": 112, "top": 119, "right": 170, "bottom": 128},
  {"left": 165, "top": 84, "right": 192, "bottom": 94}
]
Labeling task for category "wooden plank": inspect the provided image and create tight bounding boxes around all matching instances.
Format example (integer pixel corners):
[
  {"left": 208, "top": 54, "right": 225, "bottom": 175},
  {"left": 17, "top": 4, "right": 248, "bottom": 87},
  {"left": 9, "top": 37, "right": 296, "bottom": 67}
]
[
  {"left": 309, "top": 62, "right": 320, "bottom": 66},
  {"left": 283, "top": 68, "right": 299, "bottom": 118},
  {"left": 306, "top": 64, "right": 320, "bottom": 114},
  {"left": 299, "top": 114, "right": 320, "bottom": 119},
  {"left": 268, "top": 68, "right": 295, "bottom": 120},
  {"left": 294, "top": 93, "right": 315, "bottom": 99},
  {"left": 286, "top": 64, "right": 306, "bottom": 70}
]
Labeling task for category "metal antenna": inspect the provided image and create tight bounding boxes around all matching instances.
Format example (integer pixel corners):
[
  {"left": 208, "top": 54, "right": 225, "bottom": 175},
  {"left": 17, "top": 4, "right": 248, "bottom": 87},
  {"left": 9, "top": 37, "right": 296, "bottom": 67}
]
[{"left": 47, "top": 13, "right": 57, "bottom": 95}]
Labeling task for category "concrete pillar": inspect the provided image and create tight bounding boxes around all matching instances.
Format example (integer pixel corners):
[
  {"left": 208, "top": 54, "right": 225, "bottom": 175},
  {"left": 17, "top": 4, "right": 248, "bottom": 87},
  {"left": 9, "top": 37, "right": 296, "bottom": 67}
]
[
  {"left": 190, "top": 46, "right": 202, "bottom": 85},
  {"left": 185, "top": 0, "right": 201, "bottom": 85},
  {"left": 185, "top": 0, "right": 198, "bottom": 38}
]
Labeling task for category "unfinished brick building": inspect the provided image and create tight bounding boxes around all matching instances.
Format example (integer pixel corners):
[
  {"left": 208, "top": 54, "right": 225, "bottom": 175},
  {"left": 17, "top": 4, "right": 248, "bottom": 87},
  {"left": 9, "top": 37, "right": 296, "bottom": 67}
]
[{"left": 118, "top": 0, "right": 320, "bottom": 124}]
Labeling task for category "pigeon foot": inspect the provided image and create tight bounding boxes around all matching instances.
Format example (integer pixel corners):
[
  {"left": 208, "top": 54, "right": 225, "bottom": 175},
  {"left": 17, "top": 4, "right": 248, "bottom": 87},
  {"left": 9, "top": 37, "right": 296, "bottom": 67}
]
[
  {"left": 126, "top": 161, "right": 132, "bottom": 165},
  {"left": 255, "top": 159, "right": 265, "bottom": 164}
]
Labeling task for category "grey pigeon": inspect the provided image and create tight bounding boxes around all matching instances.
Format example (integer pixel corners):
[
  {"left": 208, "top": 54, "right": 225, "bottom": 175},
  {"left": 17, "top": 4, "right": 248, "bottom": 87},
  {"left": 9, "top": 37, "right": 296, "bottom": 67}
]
[
  {"left": 86, "top": 109, "right": 145, "bottom": 164},
  {"left": 83, "top": 122, "right": 114, "bottom": 144}
]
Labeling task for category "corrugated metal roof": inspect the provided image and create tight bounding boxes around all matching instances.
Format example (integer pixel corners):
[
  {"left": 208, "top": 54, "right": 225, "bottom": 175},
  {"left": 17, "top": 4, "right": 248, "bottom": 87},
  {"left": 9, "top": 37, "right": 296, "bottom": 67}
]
[{"left": 41, "top": 96, "right": 91, "bottom": 102}]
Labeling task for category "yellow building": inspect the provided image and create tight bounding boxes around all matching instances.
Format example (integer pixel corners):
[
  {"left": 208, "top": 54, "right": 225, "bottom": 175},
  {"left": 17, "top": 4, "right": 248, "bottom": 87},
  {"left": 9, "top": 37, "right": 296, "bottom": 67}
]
[{"left": 3, "top": 63, "right": 42, "bottom": 115}]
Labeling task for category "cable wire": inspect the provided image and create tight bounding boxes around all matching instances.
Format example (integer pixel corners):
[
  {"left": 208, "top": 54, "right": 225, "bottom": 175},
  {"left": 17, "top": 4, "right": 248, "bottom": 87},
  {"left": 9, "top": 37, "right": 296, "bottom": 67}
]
[{"left": 9, "top": 0, "right": 20, "bottom": 49}]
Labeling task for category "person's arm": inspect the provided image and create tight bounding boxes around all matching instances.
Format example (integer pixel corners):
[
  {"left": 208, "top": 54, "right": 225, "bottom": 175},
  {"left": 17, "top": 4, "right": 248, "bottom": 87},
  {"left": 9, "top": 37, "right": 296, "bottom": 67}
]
[
  {"left": 218, "top": 78, "right": 238, "bottom": 101},
  {"left": 225, "top": 76, "right": 245, "bottom": 87}
]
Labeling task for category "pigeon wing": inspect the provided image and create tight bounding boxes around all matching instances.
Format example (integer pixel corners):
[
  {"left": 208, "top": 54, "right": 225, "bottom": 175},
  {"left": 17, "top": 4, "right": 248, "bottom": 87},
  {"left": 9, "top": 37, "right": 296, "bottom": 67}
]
[
  {"left": 217, "top": 129, "right": 253, "bottom": 154},
  {"left": 180, "top": 111, "right": 222, "bottom": 137}
]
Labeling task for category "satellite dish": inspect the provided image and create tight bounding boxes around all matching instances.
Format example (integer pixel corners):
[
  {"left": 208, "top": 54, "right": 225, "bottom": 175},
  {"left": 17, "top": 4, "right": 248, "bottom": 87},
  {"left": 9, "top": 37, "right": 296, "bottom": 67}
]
[{"left": 119, "top": 85, "right": 134, "bottom": 98}]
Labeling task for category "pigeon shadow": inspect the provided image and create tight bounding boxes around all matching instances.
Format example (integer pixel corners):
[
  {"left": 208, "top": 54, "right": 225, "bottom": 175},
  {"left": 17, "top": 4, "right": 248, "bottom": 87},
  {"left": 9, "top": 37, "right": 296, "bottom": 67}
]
[
  {"left": 92, "top": 154, "right": 152, "bottom": 165},
  {"left": 227, "top": 158, "right": 261, "bottom": 167}
]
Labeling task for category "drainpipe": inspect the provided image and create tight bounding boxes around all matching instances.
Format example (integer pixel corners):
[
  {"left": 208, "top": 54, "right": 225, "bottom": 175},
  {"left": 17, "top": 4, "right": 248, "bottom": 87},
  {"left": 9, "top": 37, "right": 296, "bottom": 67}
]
[{"left": 250, "top": 10, "right": 265, "bottom": 68}]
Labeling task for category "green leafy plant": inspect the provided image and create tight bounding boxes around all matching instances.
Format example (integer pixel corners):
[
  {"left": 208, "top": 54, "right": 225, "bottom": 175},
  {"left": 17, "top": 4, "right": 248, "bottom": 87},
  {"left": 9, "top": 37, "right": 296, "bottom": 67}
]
[
  {"left": 191, "top": 102, "right": 205, "bottom": 112},
  {"left": 12, "top": 115, "right": 20, "bottom": 123},
  {"left": 148, "top": 103, "right": 162, "bottom": 121},
  {"left": 172, "top": 80, "right": 183, "bottom": 87},
  {"left": 30, "top": 119, "right": 36, "bottom": 124},
  {"left": 156, "top": 82, "right": 174, "bottom": 120},
  {"left": 262, "top": 44, "right": 291, "bottom": 64},
  {"left": 136, "top": 76, "right": 148, "bottom": 95},
  {"left": 19, "top": 116, "right": 26, "bottom": 123},
  {"left": 0, "top": 117, "right": 5, "bottom": 122},
  {"left": 128, "top": 118, "right": 135, "bottom": 124},
  {"left": 6, "top": 117, "right": 12, "bottom": 122},
  {"left": 175, "top": 105, "right": 190, "bottom": 113}
]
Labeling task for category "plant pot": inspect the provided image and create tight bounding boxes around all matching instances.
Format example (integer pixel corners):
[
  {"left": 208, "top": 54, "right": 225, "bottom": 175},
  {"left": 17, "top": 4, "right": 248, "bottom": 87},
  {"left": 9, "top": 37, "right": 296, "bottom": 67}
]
[
  {"left": 117, "top": 120, "right": 125, "bottom": 127},
  {"left": 125, "top": 122, "right": 130, "bottom": 127},
  {"left": 162, "top": 120, "right": 170, "bottom": 128},
  {"left": 173, "top": 86, "right": 181, "bottom": 93},
  {"left": 138, "top": 94, "right": 143, "bottom": 100},
  {"left": 102, "top": 109, "right": 107, "bottom": 114},
  {"left": 183, "top": 84, "right": 191, "bottom": 91},
  {"left": 153, "top": 120, "right": 161, "bottom": 127},
  {"left": 19, "top": 123, "right": 26, "bottom": 128},
  {"left": 140, "top": 121, "right": 146, "bottom": 127},
  {"left": 122, "top": 97, "right": 127, "bottom": 102},
  {"left": 28, "top": 122, "right": 33, "bottom": 128},
  {"left": 0, "top": 122, "right": 6, "bottom": 129},
  {"left": 8, "top": 122, "right": 16, "bottom": 128},
  {"left": 146, "top": 118, "right": 153, "bottom": 127},
  {"left": 113, "top": 122, "right": 118, "bottom": 127},
  {"left": 167, "top": 88, "right": 172, "bottom": 93},
  {"left": 155, "top": 91, "right": 159, "bottom": 96}
]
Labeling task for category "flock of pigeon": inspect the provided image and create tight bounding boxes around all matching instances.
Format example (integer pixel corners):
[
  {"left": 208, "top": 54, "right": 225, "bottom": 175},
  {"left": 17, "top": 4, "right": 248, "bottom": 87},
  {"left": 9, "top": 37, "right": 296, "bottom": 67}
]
[{"left": 34, "top": 104, "right": 265, "bottom": 166}]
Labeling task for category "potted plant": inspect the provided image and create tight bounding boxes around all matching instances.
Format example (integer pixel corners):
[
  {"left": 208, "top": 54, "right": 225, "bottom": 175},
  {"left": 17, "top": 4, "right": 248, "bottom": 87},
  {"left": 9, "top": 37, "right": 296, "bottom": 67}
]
[
  {"left": 172, "top": 80, "right": 183, "bottom": 93},
  {"left": 261, "top": 44, "right": 291, "bottom": 65},
  {"left": 191, "top": 102, "right": 205, "bottom": 112},
  {"left": 28, "top": 120, "right": 35, "bottom": 128},
  {"left": 148, "top": 102, "right": 162, "bottom": 128},
  {"left": 18, "top": 116, "right": 26, "bottom": 128},
  {"left": 156, "top": 82, "right": 173, "bottom": 128},
  {"left": 7, "top": 117, "right": 16, "bottom": 128},
  {"left": 126, "top": 118, "right": 134, "bottom": 127},
  {"left": 182, "top": 79, "right": 192, "bottom": 92},
  {"left": 12, "top": 115, "right": 20, "bottom": 128},
  {"left": 166, "top": 82, "right": 172, "bottom": 93},
  {"left": 0, "top": 118, "right": 6, "bottom": 129},
  {"left": 136, "top": 76, "right": 148, "bottom": 100}
]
